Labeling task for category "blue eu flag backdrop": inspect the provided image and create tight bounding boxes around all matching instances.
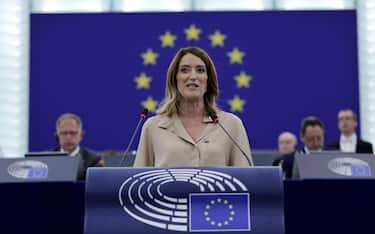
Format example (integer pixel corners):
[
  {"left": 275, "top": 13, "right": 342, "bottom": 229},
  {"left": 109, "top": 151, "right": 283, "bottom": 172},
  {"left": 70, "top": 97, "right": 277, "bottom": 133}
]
[
  {"left": 189, "top": 193, "right": 250, "bottom": 231},
  {"left": 30, "top": 12, "right": 358, "bottom": 151}
]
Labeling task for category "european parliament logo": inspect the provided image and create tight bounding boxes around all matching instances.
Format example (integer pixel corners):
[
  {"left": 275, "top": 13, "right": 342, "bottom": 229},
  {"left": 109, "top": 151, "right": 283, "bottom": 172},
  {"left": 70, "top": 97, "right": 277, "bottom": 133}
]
[
  {"left": 118, "top": 169, "right": 251, "bottom": 232},
  {"left": 7, "top": 160, "right": 48, "bottom": 179},
  {"left": 328, "top": 157, "right": 371, "bottom": 177}
]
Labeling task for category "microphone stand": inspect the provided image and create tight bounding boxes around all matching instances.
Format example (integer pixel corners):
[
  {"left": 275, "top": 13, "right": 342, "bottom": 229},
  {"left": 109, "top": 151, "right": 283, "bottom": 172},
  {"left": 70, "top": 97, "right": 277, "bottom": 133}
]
[
  {"left": 119, "top": 109, "right": 148, "bottom": 167},
  {"left": 209, "top": 112, "right": 252, "bottom": 166}
]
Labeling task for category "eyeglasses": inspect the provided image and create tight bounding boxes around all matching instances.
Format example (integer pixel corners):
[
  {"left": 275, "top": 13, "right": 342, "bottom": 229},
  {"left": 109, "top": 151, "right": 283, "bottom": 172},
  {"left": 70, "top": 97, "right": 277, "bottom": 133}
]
[
  {"left": 339, "top": 116, "right": 354, "bottom": 121},
  {"left": 58, "top": 131, "right": 80, "bottom": 136}
]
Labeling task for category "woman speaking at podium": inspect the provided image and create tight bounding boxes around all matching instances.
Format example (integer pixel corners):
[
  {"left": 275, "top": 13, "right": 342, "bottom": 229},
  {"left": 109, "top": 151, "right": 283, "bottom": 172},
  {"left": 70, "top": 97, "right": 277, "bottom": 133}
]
[{"left": 134, "top": 47, "right": 253, "bottom": 167}]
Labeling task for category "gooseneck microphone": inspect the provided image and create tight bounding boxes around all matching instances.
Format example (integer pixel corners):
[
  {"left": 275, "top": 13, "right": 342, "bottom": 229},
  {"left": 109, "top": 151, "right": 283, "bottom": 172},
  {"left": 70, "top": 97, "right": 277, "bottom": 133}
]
[
  {"left": 208, "top": 112, "right": 252, "bottom": 166},
  {"left": 119, "top": 109, "right": 149, "bottom": 167}
]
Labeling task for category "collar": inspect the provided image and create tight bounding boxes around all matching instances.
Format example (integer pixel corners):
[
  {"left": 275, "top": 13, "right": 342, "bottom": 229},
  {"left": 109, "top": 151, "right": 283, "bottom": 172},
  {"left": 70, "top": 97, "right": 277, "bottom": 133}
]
[
  {"left": 304, "top": 146, "right": 322, "bottom": 154},
  {"left": 158, "top": 112, "right": 218, "bottom": 129},
  {"left": 340, "top": 133, "right": 357, "bottom": 142},
  {"left": 157, "top": 113, "right": 219, "bottom": 145},
  {"left": 60, "top": 146, "right": 80, "bottom": 156}
]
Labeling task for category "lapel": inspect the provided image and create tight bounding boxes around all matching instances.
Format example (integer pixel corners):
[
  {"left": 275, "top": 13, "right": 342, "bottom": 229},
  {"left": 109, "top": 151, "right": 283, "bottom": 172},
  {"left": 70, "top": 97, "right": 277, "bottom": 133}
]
[
  {"left": 78, "top": 147, "right": 84, "bottom": 159},
  {"left": 355, "top": 139, "right": 361, "bottom": 152},
  {"left": 158, "top": 114, "right": 218, "bottom": 145}
]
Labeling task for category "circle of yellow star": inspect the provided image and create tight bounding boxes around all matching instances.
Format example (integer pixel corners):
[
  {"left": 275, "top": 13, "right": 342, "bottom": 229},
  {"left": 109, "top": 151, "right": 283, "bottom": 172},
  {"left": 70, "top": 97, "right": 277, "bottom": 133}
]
[
  {"left": 159, "top": 31, "right": 177, "bottom": 47},
  {"left": 234, "top": 71, "right": 252, "bottom": 88},
  {"left": 204, "top": 198, "right": 236, "bottom": 228},
  {"left": 184, "top": 24, "right": 202, "bottom": 41},
  {"left": 227, "top": 47, "right": 245, "bottom": 64},
  {"left": 141, "top": 49, "right": 159, "bottom": 65},
  {"left": 228, "top": 95, "right": 246, "bottom": 112},
  {"left": 134, "top": 72, "right": 152, "bottom": 89},
  {"left": 209, "top": 30, "right": 227, "bottom": 47},
  {"left": 141, "top": 96, "right": 158, "bottom": 112}
]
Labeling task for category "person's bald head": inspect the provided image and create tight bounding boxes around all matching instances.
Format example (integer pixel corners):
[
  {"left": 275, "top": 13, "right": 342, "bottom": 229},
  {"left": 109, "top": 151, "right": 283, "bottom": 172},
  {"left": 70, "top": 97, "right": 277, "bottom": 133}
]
[{"left": 278, "top": 132, "right": 297, "bottom": 155}]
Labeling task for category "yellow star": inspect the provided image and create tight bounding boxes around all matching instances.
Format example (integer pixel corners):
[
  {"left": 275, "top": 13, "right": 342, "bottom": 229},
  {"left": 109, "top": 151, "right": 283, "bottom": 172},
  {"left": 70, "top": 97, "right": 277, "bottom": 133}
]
[
  {"left": 234, "top": 71, "right": 252, "bottom": 88},
  {"left": 209, "top": 30, "right": 227, "bottom": 47},
  {"left": 134, "top": 72, "right": 152, "bottom": 89},
  {"left": 159, "top": 31, "right": 177, "bottom": 48},
  {"left": 142, "top": 96, "right": 158, "bottom": 112},
  {"left": 141, "top": 49, "right": 159, "bottom": 65},
  {"left": 228, "top": 95, "right": 246, "bottom": 112},
  {"left": 227, "top": 47, "right": 245, "bottom": 64},
  {"left": 184, "top": 24, "right": 202, "bottom": 41}
]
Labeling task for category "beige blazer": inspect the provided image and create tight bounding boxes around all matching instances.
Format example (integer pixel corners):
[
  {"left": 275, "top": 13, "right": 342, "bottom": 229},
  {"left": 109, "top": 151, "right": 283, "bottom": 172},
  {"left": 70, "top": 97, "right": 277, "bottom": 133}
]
[{"left": 134, "top": 111, "right": 253, "bottom": 167}]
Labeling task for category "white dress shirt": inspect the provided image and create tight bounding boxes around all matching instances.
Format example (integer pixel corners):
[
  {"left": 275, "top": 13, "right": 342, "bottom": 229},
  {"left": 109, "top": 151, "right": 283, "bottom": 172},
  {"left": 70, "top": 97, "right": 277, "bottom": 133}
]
[
  {"left": 340, "top": 133, "right": 357, "bottom": 153},
  {"left": 60, "top": 146, "right": 80, "bottom": 156},
  {"left": 303, "top": 146, "right": 322, "bottom": 154}
]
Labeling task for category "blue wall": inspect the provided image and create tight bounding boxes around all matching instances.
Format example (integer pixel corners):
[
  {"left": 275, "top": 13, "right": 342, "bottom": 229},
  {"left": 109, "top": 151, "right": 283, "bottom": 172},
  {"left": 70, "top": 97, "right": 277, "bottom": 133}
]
[{"left": 29, "top": 11, "right": 358, "bottom": 151}]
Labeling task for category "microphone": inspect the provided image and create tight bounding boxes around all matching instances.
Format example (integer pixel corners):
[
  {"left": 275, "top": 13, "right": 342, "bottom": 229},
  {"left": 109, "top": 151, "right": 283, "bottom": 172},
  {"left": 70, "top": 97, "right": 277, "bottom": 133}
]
[
  {"left": 208, "top": 112, "right": 252, "bottom": 166},
  {"left": 119, "top": 108, "right": 149, "bottom": 166}
]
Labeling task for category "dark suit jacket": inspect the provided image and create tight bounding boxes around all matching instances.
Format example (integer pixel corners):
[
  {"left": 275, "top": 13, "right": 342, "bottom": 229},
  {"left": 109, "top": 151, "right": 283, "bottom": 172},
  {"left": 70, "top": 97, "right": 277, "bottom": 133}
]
[
  {"left": 327, "top": 139, "right": 373, "bottom": 154},
  {"left": 272, "top": 152, "right": 295, "bottom": 179},
  {"left": 53, "top": 147, "right": 102, "bottom": 180},
  {"left": 274, "top": 147, "right": 330, "bottom": 179}
]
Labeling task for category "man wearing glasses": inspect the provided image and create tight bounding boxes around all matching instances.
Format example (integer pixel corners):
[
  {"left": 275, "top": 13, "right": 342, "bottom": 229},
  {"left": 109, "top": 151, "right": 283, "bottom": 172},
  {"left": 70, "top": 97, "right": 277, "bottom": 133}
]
[{"left": 54, "top": 113, "right": 102, "bottom": 180}]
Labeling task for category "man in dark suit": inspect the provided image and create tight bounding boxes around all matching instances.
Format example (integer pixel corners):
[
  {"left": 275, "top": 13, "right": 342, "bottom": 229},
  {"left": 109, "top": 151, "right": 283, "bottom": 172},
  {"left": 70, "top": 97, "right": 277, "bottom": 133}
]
[
  {"left": 277, "top": 132, "right": 297, "bottom": 156},
  {"left": 54, "top": 113, "right": 102, "bottom": 180},
  {"left": 327, "top": 109, "right": 373, "bottom": 154},
  {"left": 272, "top": 131, "right": 297, "bottom": 179},
  {"left": 298, "top": 116, "right": 325, "bottom": 154},
  {"left": 273, "top": 117, "right": 325, "bottom": 179}
]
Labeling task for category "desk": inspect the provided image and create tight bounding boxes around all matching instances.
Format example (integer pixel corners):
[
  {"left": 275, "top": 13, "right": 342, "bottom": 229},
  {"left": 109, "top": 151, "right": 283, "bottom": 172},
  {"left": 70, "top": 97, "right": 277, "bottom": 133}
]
[
  {"left": 1, "top": 180, "right": 374, "bottom": 234},
  {"left": 284, "top": 180, "right": 375, "bottom": 234},
  {"left": 1, "top": 182, "right": 85, "bottom": 234}
]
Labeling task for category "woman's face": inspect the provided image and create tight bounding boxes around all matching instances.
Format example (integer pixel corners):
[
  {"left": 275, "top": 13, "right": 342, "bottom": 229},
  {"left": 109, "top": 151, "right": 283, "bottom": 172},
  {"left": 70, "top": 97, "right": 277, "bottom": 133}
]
[{"left": 176, "top": 53, "right": 208, "bottom": 102}]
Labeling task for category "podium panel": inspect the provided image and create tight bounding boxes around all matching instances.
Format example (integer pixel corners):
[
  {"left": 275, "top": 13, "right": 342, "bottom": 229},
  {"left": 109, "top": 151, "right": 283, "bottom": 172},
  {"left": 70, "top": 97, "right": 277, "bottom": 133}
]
[
  {"left": 85, "top": 167, "right": 284, "bottom": 234},
  {"left": 0, "top": 156, "right": 80, "bottom": 183},
  {"left": 294, "top": 153, "right": 375, "bottom": 179}
]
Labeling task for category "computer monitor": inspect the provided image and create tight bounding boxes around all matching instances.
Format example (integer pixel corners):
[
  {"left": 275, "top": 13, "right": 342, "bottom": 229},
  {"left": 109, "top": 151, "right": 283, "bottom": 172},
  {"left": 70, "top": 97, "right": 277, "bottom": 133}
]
[
  {"left": 0, "top": 154, "right": 80, "bottom": 182},
  {"left": 25, "top": 151, "right": 68, "bottom": 157},
  {"left": 293, "top": 152, "right": 375, "bottom": 179}
]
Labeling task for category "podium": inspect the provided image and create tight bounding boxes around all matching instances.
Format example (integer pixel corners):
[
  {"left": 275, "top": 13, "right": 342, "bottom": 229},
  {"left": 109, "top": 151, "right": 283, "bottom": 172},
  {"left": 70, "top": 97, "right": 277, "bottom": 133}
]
[
  {"left": 84, "top": 167, "right": 284, "bottom": 234},
  {"left": 0, "top": 155, "right": 80, "bottom": 183},
  {"left": 294, "top": 153, "right": 375, "bottom": 179}
]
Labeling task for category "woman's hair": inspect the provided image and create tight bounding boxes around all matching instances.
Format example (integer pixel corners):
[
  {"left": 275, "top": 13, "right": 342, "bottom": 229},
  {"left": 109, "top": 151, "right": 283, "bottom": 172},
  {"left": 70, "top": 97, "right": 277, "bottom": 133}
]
[{"left": 157, "top": 46, "right": 220, "bottom": 117}]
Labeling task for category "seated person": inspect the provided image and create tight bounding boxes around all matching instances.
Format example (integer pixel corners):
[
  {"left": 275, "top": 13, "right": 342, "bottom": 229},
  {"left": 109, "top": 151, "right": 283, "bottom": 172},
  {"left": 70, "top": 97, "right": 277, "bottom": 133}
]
[
  {"left": 274, "top": 117, "right": 325, "bottom": 179},
  {"left": 53, "top": 113, "right": 102, "bottom": 180},
  {"left": 278, "top": 131, "right": 297, "bottom": 156},
  {"left": 327, "top": 109, "right": 373, "bottom": 154},
  {"left": 298, "top": 116, "right": 325, "bottom": 154},
  {"left": 273, "top": 131, "right": 297, "bottom": 179}
]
